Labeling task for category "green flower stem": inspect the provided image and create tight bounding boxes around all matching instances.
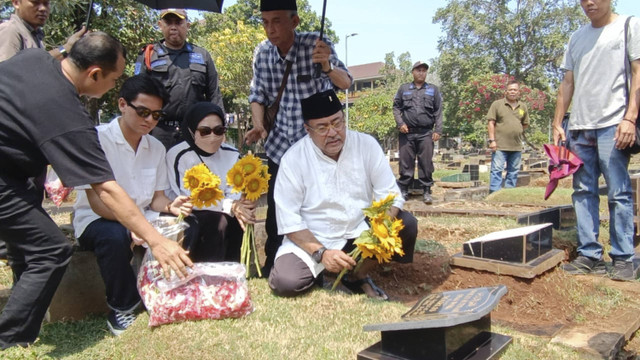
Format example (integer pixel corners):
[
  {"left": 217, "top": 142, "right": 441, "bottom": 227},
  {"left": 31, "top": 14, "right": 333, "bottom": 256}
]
[{"left": 331, "top": 248, "right": 361, "bottom": 291}]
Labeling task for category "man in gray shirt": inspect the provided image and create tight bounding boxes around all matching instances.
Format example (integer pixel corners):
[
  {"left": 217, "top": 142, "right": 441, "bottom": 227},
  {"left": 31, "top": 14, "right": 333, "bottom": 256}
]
[{"left": 552, "top": 0, "right": 639, "bottom": 281}]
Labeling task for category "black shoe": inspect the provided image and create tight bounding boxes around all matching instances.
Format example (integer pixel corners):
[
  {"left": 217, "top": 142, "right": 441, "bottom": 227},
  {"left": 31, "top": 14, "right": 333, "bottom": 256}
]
[
  {"left": 423, "top": 192, "right": 432, "bottom": 204},
  {"left": 610, "top": 260, "right": 636, "bottom": 281},
  {"left": 561, "top": 256, "right": 606, "bottom": 275},
  {"left": 107, "top": 310, "right": 137, "bottom": 336},
  {"left": 341, "top": 275, "right": 389, "bottom": 300}
]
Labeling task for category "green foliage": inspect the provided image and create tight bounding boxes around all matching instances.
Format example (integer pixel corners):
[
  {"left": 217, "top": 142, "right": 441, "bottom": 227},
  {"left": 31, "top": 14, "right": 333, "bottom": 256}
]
[
  {"left": 349, "top": 87, "right": 397, "bottom": 144},
  {"left": 192, "top": 0, "right": 338, "bottom": 44},
  {"left": 1, "top": 0, "right": 160, "bottom": 120},
  {"left": 434, "top": 0, "right": 586, "bottom": 140},
  {"left": 457, "top": 73, "right": 550, "bottom": 146},
  {"left": 205, "top": 21, "right": 266, "bottom": 113}
]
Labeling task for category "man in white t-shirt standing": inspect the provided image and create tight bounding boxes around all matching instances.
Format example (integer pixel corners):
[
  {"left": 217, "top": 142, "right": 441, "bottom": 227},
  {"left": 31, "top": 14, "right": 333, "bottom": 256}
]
[
  {"left": 73, "top": 75, "right": 193, "bottom": 335},
  {"left": 552, "top": 0, "right": 639, "bottom": 280}
]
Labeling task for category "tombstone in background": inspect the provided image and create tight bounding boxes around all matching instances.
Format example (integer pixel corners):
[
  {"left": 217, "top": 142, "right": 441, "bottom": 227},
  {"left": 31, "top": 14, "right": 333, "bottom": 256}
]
[
  {"left": 358, "top": 285, "right": 511, "bottom": 360},
  {"left": 463, "top": 223, "right": 552, "bottom": 263},
  {"left": 451, "top": 223, "right": 564, "bottom": 278},
  {"left": 446, "top": 161, "right": 462, "bottom": 169},
  {"left": 517, "top": 205, "right": 576, "bottom": 230},
  {"left": 441, "top": 153, "right": 454, "bottom": 162},
  {"left": 462, "top": 164, "right": 479, "bottom": 181}
]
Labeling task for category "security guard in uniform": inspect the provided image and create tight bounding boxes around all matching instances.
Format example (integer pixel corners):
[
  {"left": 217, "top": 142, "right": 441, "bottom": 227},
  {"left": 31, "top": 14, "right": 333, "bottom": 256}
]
[
  {"left": 392, "top": 61, "right": 443, "bottom": 204},
  {"left": 134, "top": 8, "right": 224, "bottom": 149}
]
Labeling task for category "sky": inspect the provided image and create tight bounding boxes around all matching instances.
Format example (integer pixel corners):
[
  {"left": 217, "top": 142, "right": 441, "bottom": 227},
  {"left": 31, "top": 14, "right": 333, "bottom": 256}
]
[{"left": 217, "top": 0, "right": 638, "bottom": 67}]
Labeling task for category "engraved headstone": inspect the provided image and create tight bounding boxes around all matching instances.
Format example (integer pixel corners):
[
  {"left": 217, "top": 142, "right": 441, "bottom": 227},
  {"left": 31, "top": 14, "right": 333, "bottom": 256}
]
[{"left": 358, "top": 285, "right": 511, "bottom": 360}]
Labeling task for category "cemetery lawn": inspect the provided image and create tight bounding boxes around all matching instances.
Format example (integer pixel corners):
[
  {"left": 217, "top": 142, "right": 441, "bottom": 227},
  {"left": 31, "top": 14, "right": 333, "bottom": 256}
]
[{"left": 2, "top": 166, "right": 640, "bottom": 359}]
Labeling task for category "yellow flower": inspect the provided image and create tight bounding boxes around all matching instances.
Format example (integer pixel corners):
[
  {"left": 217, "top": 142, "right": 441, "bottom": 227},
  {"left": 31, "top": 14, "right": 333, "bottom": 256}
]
[
  {"left": 183, "top": 163, "right": 215, "bottom": 191},
  {"left": 236, "top": 154, "right": 263, "bottom": 176},
  {"left": 243, "top": 173, "right": 268, "bottom": 201},
  {"left": 371, "top": 193, "right": 395, "bottom": 210},
  {"left": 190, "top": 182, "right": 224, "bottom": 208},
  {"left": 226, "top": 164, "right": 245, "bottom": 193},
  {"left": 258, "top": 165, "right": 271, "bottom": 183}
]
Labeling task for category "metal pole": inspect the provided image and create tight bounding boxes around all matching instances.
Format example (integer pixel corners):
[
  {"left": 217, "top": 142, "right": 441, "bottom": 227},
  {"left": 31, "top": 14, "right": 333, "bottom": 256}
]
[{"left": 345, "top": 33, "right": 357, "bottom": 128}]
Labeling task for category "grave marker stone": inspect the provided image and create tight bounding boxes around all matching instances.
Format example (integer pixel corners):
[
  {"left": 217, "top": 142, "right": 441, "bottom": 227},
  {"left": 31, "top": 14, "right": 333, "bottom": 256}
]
[
  {"left": 358, "top": 285, "right": 511, "bottom": 360},
  {"left": 462, "top": 164, "right": 480, "bottom": 181},
  {"left": 463, "top": 223, "right": 553, "bottom": 264}
]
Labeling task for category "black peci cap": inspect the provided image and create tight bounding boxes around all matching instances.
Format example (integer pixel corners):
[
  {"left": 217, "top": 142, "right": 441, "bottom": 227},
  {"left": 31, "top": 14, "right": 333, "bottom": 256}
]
[
  {"left": 301, "top": 90, "right": 343, "bottom": 122},
  {"left": 260, "top": 0, "right": 297, "bottom": 12}
]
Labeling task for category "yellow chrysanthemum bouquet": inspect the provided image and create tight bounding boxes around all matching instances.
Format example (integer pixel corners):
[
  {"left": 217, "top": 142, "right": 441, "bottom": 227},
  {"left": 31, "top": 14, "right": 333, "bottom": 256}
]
[
  {"left": 180, "top": 163, "right": 224, "bottom": 221},
  {"left": 226, "top": 154, "right": 270, "bottom": 277},
  {"left": 332, "top": 194, "right": 405, "bottom": 290}
]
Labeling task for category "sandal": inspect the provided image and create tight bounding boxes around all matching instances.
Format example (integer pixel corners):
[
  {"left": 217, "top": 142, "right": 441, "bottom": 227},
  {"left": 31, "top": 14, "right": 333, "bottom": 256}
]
[{"left": 341, "top": 275, "right": 389, "bottom": 301}]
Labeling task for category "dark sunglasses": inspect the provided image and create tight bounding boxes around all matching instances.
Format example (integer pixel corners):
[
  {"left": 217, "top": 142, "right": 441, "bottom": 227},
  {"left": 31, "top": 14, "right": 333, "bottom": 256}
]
[
  {"left": 127, "top": 102, "right": 166, "bottom": 121},
  {"left": 196, "top": 125, "right": 227, "bottom": 136}
]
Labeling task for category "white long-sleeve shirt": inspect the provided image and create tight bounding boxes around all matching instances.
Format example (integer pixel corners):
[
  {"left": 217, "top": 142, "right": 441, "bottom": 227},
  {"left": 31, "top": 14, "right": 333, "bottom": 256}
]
[{"left": 275, "top": 130, "right": 403, "bottom": 276}]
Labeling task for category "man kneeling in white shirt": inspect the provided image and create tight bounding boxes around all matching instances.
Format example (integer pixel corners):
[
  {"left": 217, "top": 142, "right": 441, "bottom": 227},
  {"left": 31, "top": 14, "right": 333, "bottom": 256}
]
[
  {"left": 269, "top": 90, "right": 417, "bottom": 300},
  {"left": 73, "top": 75, "right": 193, "bottom": 335}
]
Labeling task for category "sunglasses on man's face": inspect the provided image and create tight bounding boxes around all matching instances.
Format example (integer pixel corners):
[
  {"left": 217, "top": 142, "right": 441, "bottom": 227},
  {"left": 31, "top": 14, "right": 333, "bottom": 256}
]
[
  {"left": 196, "top": 125, "right": 227, "bottom": 136},
  {"left": 127, "top": 102, "right": 166, "bottom": 121}
]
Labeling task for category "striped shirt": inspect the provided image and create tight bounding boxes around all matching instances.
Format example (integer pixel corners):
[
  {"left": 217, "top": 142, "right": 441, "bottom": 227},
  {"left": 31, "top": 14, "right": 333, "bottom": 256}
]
[{"left": 249, "top": 31, "right": 351, "bottom": 164}]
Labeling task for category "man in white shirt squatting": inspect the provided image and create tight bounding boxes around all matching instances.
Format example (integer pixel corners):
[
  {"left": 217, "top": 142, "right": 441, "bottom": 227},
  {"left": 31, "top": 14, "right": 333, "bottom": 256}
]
[{"left": 269, "top": 90, "right": 417, "bottom": 300}]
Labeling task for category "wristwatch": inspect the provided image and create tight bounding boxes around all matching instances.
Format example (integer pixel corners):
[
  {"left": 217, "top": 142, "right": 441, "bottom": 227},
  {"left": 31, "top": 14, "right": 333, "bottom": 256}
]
[
  {"left": 322, "top": 62, "right": 333, "bottom": 74},
  {"left": 311, "top": 247, "right": 326, "bottom": 263},
  {"left": 58, "top": 45, "right": 68, "bottom": 58},
  {"left": 488, "top": 139, "right": 495, "bottom": 145}
]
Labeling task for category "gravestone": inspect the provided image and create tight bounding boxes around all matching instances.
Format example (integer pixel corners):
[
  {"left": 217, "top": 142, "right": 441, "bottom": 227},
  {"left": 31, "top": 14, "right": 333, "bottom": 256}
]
[
  {"left": 462, "top": 164, "right": 480, "bottom": 181},
  {"left": 446, "top": 161, "right": 462, "bottom": 169},
  {"left": 358, "top": 285, "right": 511, "bottom": 360},
  {"left": 463, "top": 223, "right": 553, "bottom": 264},
  {"left": 441, "top": 153, "right": 454, "bottom": 162},
  {"left": 517, "top": 205, "right": 576, "bottom": 230},
  {"left": 441, "top": 173, "right": 471, "bottom": 182}
]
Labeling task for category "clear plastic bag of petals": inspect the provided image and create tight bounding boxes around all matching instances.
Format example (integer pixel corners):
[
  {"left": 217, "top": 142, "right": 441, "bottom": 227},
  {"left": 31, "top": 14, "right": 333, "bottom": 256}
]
[
  {"left": 44, "top": 167, "right": 72, "bottom": 207},
  {"left": 137, "top": 260, "right": 253, "bottom": 327}
]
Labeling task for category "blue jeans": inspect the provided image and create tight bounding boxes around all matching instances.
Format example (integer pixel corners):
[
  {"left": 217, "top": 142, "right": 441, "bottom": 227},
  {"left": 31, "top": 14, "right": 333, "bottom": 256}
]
[
  {"left": 569, "top": 125, "right": 634, "bottom": 261},
  {"left": 490, "top": 150, "right": 521, "bottom": 192}
]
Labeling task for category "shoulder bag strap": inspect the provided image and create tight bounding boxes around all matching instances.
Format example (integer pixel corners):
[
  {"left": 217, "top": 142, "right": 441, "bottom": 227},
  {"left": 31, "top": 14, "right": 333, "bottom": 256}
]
[{"left": 273, "top": 60, "right": 293, "bottom": 107}]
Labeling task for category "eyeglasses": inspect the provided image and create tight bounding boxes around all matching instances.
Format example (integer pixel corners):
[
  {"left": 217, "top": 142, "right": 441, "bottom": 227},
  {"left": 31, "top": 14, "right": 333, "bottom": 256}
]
[
  {"left": 127, "top": 102, "right": 166, "bottom": 121},
  {"left": 196, "top": 125, "right": 227, "bottom": 136},
  {"left": 306, "top": 118, "right": 345, "bottom": 136}
]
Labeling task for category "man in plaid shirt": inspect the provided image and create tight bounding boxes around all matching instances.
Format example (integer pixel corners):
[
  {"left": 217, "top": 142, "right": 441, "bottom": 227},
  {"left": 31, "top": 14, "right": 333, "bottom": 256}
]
[{"left": 245, "top": 0, "right": 352, "bottom": 276}]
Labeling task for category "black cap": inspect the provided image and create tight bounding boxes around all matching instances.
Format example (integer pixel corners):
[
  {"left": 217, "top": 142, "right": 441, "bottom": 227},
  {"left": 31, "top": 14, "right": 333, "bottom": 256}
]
[
  {"left": 260, "top": 0, "right": 297, "bottom": 11},
  {"left": 301, "top": 90, "right": 343, "bottom": 121}
]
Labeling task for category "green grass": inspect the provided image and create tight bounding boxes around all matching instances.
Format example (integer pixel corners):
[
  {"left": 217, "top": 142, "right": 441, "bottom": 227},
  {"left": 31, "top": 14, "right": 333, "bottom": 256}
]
[{"left": 1, "top": 278, "right": 586, "bottom": 360}]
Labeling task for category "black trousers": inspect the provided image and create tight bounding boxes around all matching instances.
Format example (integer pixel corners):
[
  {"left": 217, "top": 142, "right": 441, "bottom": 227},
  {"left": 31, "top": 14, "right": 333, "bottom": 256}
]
[
  {"left": 268, "top": 209, "right": 418, "bottom": 297},
  {"left": 398, "top": 132, "right": 434, "bottom": 190},
  {"left": 183, "top": 210, "right": 243, "bottom": 263},
  {"left": 262, "top": 158, "right": 284, "bottom": 276},
  {"left": 0, "top": 183, "right": 73, "bottom": 349}
]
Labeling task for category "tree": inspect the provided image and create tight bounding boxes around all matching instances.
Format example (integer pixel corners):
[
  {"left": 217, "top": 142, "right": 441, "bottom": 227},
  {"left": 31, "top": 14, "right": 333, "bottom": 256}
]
[
  {"left": 433, "top": 0, "right": 585, "bottom": 139},
  {"left": 2, "top": 0, "right": 160, "bottom": 121},
  {"left": 192, "top": 0, "right": 338, "bottom": 44},
  {"left": 349, "top": 51, "right": 421, "bottom": 149},
  {"left": 205, "top": 21, "right": 266, "bottom": 145}
]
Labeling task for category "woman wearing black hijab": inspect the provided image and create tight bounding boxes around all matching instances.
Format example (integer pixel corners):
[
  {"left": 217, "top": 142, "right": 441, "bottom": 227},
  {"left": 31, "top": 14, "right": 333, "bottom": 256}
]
[{"left": 166, "top": 102, "right": 256, "bottom": 262}]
